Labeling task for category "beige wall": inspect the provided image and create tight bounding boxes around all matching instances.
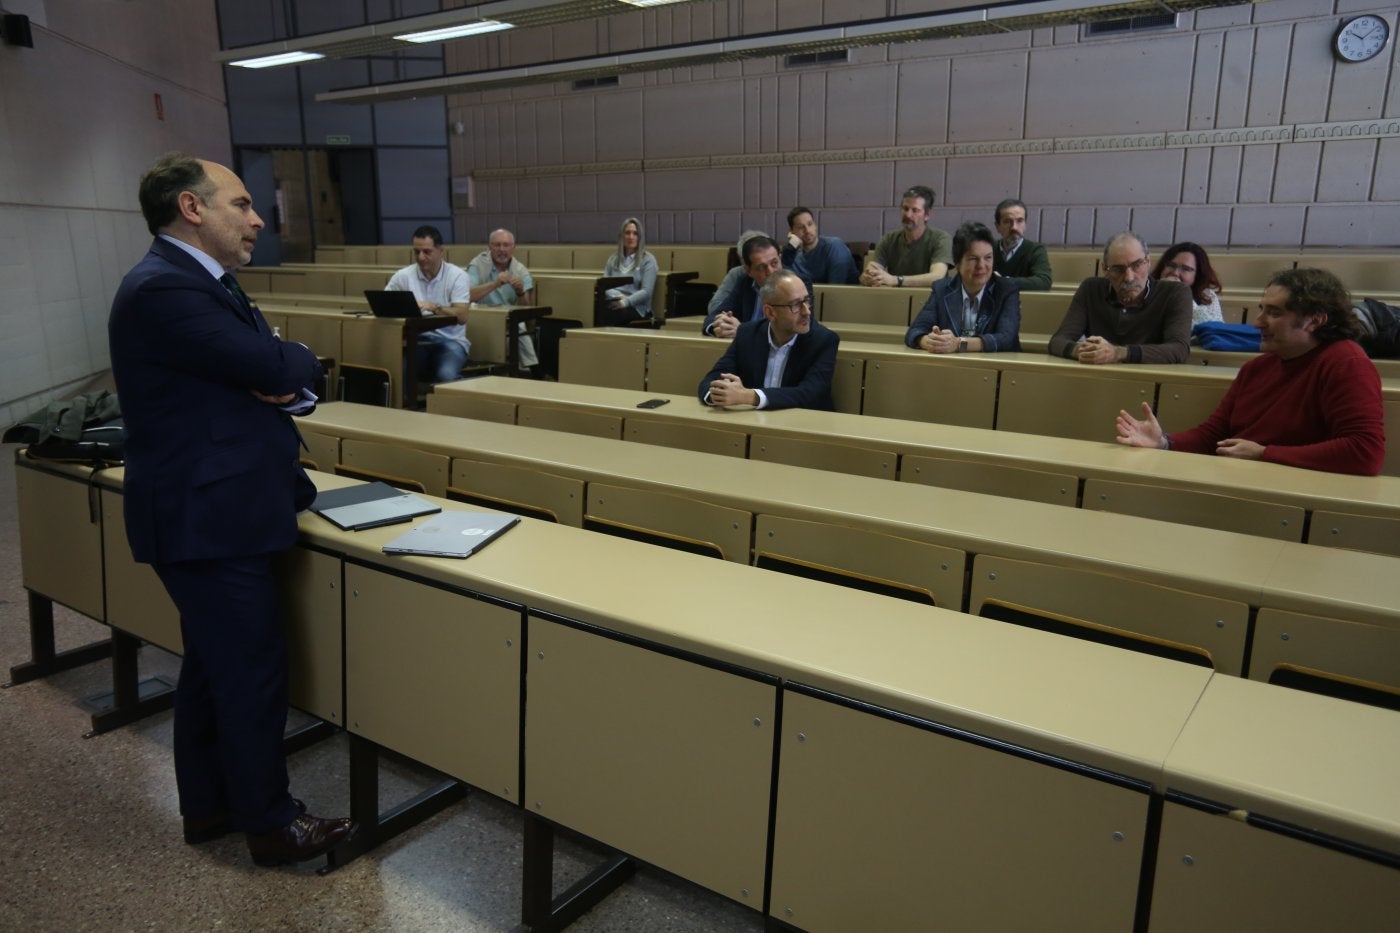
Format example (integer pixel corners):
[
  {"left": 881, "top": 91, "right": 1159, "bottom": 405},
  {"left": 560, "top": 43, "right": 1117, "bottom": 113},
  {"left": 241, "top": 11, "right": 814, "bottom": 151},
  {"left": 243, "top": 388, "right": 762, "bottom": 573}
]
[
  {"left": 0, "top": 0, "right": 228, "bottom": 427},
  {"left": 447, "top": 0, "right": 1400, "bottom": 250}
]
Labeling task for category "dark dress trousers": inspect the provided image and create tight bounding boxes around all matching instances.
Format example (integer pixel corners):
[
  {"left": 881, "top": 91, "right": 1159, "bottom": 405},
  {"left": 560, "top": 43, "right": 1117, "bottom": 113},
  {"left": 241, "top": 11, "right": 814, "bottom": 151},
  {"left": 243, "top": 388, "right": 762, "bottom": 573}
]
[
  {"left": 108, "top": 237, "right": 322, "bottom": 833},
  {"left": 905, "top": 274, "right": 1023, "bottom": 353},
  {"left": 697, "top": 318, "right": 840, "bottom": 410}
]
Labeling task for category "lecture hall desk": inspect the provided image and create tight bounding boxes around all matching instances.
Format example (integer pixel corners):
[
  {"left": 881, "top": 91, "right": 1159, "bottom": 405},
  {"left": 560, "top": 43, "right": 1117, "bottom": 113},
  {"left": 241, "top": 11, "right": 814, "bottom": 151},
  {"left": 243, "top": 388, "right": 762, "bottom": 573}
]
[
  {"left": 559, "top": 327, "right": 1400, "bottom": 477},
  {"left": 14, "top": 455, "right": 1398, "bottom": 931},
  {"left": 301, "top": 403, "right": 1400, "bottom": 693},
  {"left": 427, "top": 376, "right": 1400, "bottom": 546},
  {"left": 290, "top": 472, "right": 1221, "bottom": 933}
]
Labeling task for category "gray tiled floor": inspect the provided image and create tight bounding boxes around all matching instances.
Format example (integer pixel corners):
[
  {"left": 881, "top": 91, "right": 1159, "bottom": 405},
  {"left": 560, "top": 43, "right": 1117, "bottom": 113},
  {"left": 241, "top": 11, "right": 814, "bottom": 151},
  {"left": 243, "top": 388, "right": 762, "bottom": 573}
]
[{"left": 0, "top": 440, "right": 763, "bottom": 932}]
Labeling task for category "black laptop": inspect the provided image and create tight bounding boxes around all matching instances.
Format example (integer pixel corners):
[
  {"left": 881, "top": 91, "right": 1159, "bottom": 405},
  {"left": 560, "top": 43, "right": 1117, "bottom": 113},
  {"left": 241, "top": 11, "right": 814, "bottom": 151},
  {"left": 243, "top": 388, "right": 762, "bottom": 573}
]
[
  {"left": 363, "top": 289, "right": 422, "bottom": 318},
  {"left": 312, "top": 481, "right": 440, "bottom": 531}
]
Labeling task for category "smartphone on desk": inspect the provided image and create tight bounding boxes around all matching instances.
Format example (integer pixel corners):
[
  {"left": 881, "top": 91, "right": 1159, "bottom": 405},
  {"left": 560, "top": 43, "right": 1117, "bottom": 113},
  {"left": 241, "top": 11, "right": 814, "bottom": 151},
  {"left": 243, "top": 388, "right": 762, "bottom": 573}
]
[{"left": 636, "top": 398, "right": 670, "bottom": 409}]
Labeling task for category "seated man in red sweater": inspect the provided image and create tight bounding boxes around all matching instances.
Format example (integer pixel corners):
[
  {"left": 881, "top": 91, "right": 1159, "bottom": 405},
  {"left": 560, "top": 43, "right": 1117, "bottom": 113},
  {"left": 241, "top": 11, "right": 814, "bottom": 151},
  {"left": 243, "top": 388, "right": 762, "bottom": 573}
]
[{"left": 1115, "top": 268, "right": 1385, "bottom": 475}]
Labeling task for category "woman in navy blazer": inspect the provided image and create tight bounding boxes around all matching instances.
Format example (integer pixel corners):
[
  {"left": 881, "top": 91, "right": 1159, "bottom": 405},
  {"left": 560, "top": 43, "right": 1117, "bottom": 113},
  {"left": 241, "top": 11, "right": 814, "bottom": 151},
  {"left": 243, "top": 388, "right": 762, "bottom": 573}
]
[{"left": 905, "top": 221, "right": 1022, "bottom": 353}]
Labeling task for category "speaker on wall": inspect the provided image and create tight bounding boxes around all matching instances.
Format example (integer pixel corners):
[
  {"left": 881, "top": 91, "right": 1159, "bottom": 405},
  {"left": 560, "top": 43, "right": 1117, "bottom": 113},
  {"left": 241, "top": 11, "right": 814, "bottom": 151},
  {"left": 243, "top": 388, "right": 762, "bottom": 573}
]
[{"left": 2, "top": 13, "right": 35, "bottom": 48}]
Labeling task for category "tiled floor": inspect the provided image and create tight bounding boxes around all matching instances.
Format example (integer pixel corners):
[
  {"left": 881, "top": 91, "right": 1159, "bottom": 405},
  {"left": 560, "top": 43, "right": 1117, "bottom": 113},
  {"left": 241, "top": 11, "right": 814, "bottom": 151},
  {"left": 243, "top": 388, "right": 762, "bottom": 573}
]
[{"left": 0, "top": 440, "right": 763, "bottom": 932}]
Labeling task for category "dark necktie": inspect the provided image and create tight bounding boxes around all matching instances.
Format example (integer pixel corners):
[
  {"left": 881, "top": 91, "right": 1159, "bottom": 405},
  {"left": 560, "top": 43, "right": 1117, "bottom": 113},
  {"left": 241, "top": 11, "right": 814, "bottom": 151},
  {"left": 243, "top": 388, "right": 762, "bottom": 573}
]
[{"left": 221, "top": 273, "right": 252, "bottom": 315}]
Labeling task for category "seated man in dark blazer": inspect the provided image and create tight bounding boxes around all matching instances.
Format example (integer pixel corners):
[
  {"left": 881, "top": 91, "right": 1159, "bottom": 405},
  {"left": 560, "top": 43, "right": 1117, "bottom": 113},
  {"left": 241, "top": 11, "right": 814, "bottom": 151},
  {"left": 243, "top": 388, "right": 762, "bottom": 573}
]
[
  {"left": 698, "top": 269, "right": 839, "bottom": 410},
  {"left": 702, "top": 234, "right": 813, "bottom": 339},
  {"left": 108, "top": 152, "right": 354, "bottom": 867},
  {"left": 905, "top": 221, "right": 1022, "bottom": 353}
]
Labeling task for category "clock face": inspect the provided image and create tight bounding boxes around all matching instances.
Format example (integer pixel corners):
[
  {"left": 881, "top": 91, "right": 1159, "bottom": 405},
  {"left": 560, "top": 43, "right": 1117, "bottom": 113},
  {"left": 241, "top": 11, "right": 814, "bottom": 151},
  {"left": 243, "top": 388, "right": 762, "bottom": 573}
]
[{"left": 1334, "top": 14, "right": 1390, "bottom": 63}]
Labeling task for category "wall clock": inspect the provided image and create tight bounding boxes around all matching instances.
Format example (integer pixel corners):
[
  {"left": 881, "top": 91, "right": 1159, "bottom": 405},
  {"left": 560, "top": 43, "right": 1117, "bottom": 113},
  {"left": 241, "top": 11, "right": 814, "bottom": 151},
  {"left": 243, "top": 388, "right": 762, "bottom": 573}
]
[{"left": 1334, "top": 14, "right": 1390, "bottom": 63}]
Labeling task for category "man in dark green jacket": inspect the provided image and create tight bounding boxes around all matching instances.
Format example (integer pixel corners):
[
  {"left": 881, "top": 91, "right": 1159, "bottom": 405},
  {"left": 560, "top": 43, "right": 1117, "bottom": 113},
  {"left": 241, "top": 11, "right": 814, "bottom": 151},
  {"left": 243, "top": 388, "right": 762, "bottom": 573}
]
[{"left": 992, "top": 198, "right": 1053, "bottom": 291}]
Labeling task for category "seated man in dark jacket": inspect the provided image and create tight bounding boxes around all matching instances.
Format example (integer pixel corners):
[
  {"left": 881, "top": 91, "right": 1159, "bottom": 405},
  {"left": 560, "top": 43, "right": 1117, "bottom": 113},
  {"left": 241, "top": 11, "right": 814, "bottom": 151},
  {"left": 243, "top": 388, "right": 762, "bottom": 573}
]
[{"left": 698, "top": 270, "right": 839, "bottom": 411}]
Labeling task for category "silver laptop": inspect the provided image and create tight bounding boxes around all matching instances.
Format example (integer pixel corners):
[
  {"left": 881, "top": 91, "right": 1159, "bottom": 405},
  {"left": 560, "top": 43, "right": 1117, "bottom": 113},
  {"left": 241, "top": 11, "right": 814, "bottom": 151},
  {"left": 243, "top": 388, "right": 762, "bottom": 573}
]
[
  {"left": 382, "top": 511, "right": 520, "bottom": 559},
  {"left": 313, "top": 481, "right": 441, "bottom": 531}
]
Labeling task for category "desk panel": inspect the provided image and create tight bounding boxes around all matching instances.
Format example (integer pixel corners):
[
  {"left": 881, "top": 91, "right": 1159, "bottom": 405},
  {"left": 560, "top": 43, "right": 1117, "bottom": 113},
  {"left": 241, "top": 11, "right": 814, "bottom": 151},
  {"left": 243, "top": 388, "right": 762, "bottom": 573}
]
[
  {"left": 345, "top": 564, "right": 521, "bottom": 802},
  {"left": 754, "top": 514, "right": 964, "bottom": 608},
  {"left": 525, "top": 616, "right": 775, "bottom": 905},
  {"left": 278, "top": 548, "right": 344, "bottom": 725},
  {"left": 1083, "top": 478, "right": 1305, "bottom": 542},
  {"left": 15, "top": 461, "right": 104, "bottom": 619},
  {"left": 769, "top": 690, "right": 1148, "bottom": 933},
  {"left": 100, "top": 492, "right": 180, "bottom": 653},
  {"left": 451, "top": 458, "right": 585, "bottom": 525},
  {"left": 1149, "top": 800, "right": 1400, "bottom": 933},
  {"left": 969, "top": 554, "right": 1250, "bottom": 674},
  {"left": 1155, "top": 380, "right": 1228, "bottom": 433},
  {"left": 587, "top": 483, "right": 752, "bottom": 562},
  {"left": 518, "top": 403, "right": 623, "bottom": 440},
  {"left": 862, "top": 358, "right": 997, "bottom": 427},
  {"left": 558, "top": 333, "right": 646, "bottom": 389},
  {"left": 283, "top": 314, "right": 343, "bottom": 367},
  {"left": 300, "top": 429, "right": 340, "bottom": 473},
  {"left": 1249, "top": 607, "right": 1400, "bottom": 700},
  {"left": 997, "top": 369, "right": 1154, "bottom": 442},
  {"left": 426, "top": 392, "right": 516, "bottom": 424},
  {"left": 816, "top": 285, "right": 913, "bottom": 325},
  {"left": 340, "top": 438, "right": 450, "bottom": 496},
  {"left": 750, "top": 434, "right": 896, "bottom": 480},
  {"left": 901, "top": 454, "right": 1078, "bottom": 506},
  {"left": 1306, "top": 510, "right": 1400, "bottom": 557},
  {"left": 623, "top": 418, "right": 747, "bottom": 458},
  {"left": 647, "top": 340, "right": 721, "bottom": 397}
]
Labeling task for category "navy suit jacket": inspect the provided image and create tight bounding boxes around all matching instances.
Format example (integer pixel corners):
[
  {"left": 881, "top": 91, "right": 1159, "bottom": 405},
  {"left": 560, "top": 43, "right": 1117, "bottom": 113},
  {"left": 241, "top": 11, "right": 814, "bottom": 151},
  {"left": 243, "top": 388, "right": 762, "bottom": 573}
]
[
  {"left": 698, "top": 318, "right": 839, "bottom": 411},
  {"left": 108, "top": 237, "right": 322, "bottom": 564},
  {"left": 905, "top": 274, "right": 1022, "bottom": 352}
]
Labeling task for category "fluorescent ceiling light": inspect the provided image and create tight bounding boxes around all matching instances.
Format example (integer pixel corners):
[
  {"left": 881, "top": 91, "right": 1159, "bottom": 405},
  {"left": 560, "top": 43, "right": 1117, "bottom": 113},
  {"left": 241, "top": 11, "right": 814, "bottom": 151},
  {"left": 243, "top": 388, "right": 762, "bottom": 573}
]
[
  {"left": 229, "top": 50, "right": 325, "bottom": 68},
  {"left": 394, "top": 20, "right": 513, "bottom": 43},
  {"left": 619, "top": 1, "right": 692, "bottom": 6}
]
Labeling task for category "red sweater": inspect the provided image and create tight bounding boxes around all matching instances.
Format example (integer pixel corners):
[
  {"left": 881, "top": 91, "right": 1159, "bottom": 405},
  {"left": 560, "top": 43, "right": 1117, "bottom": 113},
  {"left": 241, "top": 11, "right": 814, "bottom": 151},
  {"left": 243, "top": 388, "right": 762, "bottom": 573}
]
[{"left": 1167, "top": 339, "right": 1385, "bottom": 475}]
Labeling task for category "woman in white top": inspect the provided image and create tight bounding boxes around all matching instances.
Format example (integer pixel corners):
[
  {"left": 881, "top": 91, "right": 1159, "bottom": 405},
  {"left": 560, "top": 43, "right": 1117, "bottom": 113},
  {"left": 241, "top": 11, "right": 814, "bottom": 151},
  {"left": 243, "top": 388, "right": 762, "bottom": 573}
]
[
  {"left": 1152, "top": 241, "right": 1223, "bottom": 325},
  {"left": 601, "top": 217, "right": 659, "bottom": 326}
]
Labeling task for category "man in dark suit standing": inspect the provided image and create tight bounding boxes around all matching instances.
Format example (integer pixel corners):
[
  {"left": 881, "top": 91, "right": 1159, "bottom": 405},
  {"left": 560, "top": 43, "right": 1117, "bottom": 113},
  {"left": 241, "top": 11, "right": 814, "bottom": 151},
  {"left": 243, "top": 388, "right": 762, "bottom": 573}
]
[
  {"left": 108, "top": 152, "right": 354, "bottom": 866},
  {"left": 698, "top": 270, "right": 839, "bottom": 411}
]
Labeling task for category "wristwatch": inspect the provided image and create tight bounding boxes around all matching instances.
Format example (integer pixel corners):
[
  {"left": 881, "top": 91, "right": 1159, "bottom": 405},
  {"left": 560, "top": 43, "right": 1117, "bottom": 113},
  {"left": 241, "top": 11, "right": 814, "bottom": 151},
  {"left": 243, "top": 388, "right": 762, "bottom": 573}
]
[
  {"left": 958, "top": 338, "right": 968, "bottom": 353},
  {"left": 896, "top": 276, "right": 904, "bottom": 288}
]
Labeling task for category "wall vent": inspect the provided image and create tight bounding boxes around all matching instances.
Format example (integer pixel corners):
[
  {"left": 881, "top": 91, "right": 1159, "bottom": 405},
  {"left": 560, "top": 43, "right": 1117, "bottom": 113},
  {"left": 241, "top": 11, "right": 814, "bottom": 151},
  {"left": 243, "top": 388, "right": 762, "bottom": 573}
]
[
  {"left": 785, "top": 49, "right": 849, "bottom": 68},
  {"left": 572, "top": 75, "right": 619, "bottom": 90},
  {"left": 1086, "top": 12, "right": 1178, "bottom": 37}
]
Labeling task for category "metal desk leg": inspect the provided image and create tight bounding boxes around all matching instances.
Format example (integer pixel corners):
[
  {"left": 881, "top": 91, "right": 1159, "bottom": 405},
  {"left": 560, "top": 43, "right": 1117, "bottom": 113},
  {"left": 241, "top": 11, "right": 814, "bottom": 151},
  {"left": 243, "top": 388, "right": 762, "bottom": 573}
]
[
  {"left": 521, "top": 811, "right": 636, "bottom": 932},
  {"left": 319, "top": 731, "right": 468, "bottom": 874},
  {"left": 4, "top": 590, "right": 112, "bottom": 687},
  {"left": 82, "top": 629, "right": 175, "bottom": 737}
]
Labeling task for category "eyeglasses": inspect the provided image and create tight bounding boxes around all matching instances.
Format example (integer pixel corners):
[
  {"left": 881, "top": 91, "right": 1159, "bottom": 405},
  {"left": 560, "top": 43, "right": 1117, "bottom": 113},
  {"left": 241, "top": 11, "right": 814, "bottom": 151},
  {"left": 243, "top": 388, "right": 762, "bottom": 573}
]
[
  {"left": 769, "top": 297, "right": 812, "bottom": 314},
  {"left": 1160, "top": 261, "right": 1196, "bottom": 275},
  {"left": 1105, "top": 257, "right": 1150, "bottom": 278}
]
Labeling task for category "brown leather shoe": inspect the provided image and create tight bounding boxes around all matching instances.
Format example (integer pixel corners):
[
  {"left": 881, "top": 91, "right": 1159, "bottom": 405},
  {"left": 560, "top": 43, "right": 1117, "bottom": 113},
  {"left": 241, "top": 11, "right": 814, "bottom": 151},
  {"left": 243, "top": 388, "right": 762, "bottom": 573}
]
[
  {"left": 246, "top": 813, "right": 356, "bottom": 867},
  {"left": 184, "top": 798, "right": 306, "bottom": 845}
]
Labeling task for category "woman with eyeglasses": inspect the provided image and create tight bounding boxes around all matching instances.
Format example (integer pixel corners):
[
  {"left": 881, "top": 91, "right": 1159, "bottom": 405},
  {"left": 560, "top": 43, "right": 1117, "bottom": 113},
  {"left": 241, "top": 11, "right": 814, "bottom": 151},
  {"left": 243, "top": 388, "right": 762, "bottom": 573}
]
[
  {"left": 600, "top": 216, "right": 659, "bottom": 326},
  {"left": 905, "top": 221, "right": 1021, "bottom": 353},
  {"left": 1152, "top": 242, "right": 1223, "bottom": 325}
]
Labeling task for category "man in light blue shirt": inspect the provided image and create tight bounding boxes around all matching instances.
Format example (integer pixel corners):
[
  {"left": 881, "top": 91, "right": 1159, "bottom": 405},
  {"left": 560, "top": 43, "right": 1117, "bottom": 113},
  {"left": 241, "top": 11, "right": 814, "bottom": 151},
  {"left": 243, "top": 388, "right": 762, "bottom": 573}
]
[{"left": 467, "top": 227, "right": 538, "bottom": 369}]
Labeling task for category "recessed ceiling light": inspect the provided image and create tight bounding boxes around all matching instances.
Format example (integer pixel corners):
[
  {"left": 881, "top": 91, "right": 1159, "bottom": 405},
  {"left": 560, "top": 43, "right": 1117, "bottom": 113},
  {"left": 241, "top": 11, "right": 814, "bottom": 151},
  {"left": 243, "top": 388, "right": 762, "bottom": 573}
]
[
  {"left": 394, "top": 20, "right": 513, "bottom": 43},
  {"left": 229, "top": 50, "right": 325, "bottom": 68}
]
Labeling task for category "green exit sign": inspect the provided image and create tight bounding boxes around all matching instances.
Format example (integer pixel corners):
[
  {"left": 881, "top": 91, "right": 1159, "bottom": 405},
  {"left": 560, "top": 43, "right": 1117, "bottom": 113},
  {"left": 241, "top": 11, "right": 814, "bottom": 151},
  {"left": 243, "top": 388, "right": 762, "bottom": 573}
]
[{"left": 325, "top": 134, "right": 352, "bottom": 145}]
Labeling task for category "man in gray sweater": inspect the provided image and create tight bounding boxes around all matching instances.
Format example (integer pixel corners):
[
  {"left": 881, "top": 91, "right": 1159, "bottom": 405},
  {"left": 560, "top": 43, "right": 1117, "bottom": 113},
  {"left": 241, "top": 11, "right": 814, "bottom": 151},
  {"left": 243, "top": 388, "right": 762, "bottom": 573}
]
[{"left": 1049, "top": 232, "right": 1192, "bottom": 364}]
